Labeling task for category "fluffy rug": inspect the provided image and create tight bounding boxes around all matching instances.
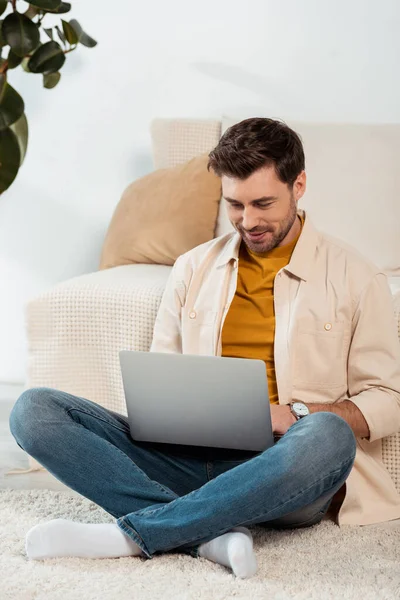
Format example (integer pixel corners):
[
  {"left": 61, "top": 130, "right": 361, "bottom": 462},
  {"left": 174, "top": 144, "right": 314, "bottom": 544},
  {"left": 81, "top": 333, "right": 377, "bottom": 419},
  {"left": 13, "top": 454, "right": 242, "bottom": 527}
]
[{"left": 1, "top": 489, "right": 399, "bottom": 600}]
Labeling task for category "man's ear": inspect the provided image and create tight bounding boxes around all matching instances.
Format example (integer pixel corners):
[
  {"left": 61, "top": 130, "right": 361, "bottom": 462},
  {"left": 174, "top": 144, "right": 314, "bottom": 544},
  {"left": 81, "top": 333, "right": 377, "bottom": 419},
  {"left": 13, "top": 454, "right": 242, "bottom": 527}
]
[{"left": 294, "top": 170, "right": 306, "bottom": 201}]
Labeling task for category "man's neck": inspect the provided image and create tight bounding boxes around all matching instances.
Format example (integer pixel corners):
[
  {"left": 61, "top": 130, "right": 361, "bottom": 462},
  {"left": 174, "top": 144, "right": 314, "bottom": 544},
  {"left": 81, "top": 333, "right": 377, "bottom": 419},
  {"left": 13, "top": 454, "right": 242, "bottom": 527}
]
[{"left": 277, "top": 214, "right": 303, "bottom": 248}]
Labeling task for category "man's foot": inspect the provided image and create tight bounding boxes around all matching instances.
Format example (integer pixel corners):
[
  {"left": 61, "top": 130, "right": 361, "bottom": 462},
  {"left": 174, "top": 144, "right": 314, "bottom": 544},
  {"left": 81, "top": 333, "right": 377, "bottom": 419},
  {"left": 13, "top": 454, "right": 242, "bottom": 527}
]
[
  {"left": 198, "top": 526, "right": 257, "bottom": 578},
  {"left": 25, "top": 518, "right": 144, "bottom": 560}
]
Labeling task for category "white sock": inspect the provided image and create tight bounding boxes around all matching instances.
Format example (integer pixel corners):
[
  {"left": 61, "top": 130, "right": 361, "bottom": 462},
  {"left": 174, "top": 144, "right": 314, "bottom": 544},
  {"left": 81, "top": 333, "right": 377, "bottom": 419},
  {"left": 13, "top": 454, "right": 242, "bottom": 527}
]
[
  {"left": 25, "top": 518, "right": 144, "bottom": 560},
  {"left": 198, "top": 526, "right": 257, "bottom": 578}
]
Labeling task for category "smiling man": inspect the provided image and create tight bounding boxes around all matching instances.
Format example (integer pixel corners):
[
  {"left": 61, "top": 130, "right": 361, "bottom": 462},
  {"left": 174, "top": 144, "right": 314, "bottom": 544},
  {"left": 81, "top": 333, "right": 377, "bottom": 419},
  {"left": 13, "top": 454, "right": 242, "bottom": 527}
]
[
  {"left": 219, "top": 132, "right": 306, "bottom": 409},
  {"left": 10, "top": 118, "right": 400, "bottom": 579}
]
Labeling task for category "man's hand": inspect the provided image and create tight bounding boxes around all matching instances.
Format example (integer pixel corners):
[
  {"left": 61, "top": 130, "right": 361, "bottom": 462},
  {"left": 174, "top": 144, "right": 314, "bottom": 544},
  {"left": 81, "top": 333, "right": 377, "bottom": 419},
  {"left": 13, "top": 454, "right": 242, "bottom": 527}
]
[{"left": 270, "top": 404, "right": 297, "bottom": 436}]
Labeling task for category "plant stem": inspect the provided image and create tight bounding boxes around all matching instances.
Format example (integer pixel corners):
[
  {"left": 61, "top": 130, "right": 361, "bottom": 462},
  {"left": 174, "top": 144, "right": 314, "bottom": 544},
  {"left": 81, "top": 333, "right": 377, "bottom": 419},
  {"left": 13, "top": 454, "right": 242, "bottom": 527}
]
[
  {"left": 64, "top": 46, "right": 78, "bottom": 54},
  {"left": 12, "top": 0, "right": 17, "bottom": 11},
  {"left": 0, "top": 61, "right": 8, "bottom": 75}
]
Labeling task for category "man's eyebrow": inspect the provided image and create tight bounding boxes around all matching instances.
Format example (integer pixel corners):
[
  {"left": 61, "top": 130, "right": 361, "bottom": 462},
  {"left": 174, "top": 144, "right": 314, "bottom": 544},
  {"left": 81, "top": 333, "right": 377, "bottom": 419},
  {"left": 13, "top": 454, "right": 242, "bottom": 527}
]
[{"left": 224, "top": 196, "right": 278, "bottom": 204}]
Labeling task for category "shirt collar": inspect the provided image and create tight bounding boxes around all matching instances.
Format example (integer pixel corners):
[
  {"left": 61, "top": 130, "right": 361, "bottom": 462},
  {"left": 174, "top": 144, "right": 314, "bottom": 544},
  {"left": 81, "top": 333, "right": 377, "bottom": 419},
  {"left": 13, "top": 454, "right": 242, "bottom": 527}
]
[{"left": 216, "top": 209, "right": 320, "bottom": 282}]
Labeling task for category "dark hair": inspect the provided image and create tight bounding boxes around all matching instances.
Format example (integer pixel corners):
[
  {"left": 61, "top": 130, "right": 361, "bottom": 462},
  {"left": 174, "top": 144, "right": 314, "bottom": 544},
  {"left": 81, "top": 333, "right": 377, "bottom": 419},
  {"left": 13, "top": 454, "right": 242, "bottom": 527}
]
[{"left": 208, "top": 117, "right": 305, "bottom": 187}]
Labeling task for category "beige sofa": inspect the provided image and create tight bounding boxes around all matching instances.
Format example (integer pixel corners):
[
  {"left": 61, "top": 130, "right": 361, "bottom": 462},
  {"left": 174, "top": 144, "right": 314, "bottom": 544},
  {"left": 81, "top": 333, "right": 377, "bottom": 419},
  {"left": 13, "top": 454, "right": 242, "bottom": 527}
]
[{"left": 23, "top": 118, "right": 400, "bottom": 493}]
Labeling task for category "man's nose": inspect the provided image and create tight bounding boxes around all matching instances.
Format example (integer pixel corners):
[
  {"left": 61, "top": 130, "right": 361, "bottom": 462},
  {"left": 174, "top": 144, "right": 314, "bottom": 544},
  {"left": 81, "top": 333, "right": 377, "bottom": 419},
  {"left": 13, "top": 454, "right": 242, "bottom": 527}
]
[{"left": 242, "top": 209, "right": 260, "bottom": 231}]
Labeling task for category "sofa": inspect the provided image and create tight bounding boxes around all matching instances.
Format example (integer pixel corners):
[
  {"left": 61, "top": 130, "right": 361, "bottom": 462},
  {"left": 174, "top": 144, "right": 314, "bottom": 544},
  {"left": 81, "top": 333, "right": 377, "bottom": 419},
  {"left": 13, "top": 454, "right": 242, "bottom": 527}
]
[{"left": 22, "top": 118, "right": 400, "bottom": 492}]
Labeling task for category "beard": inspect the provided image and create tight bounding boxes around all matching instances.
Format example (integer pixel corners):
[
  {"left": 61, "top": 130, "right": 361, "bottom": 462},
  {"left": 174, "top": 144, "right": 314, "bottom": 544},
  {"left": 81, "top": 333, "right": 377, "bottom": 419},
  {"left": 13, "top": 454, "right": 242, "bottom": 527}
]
[{"left": 238, "top": 194, "right": 298, "bottom": 254}]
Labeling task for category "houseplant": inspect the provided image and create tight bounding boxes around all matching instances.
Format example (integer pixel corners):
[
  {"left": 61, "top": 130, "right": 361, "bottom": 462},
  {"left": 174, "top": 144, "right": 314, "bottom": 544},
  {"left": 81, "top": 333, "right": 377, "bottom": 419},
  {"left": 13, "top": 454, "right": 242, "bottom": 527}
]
[{"left": 0, "top": 0, "right": 97, "bottom": 194}]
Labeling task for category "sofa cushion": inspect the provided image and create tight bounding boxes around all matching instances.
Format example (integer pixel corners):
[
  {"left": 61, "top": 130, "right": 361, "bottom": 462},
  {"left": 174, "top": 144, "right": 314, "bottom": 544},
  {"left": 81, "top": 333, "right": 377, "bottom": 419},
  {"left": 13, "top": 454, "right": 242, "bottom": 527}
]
[
  {"left": 151, "top": 118, "right": 227, "bottom": 240},
  {"left": 99, "top": 154, "right": 221, "bottom": 268}
]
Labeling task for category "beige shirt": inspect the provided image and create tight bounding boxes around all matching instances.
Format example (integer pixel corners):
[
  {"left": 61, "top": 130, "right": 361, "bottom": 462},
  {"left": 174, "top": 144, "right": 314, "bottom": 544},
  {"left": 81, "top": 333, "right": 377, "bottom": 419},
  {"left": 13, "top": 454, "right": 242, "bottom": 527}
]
[{"left": 150, "top": 209, "right": 400, "bottom": 526}]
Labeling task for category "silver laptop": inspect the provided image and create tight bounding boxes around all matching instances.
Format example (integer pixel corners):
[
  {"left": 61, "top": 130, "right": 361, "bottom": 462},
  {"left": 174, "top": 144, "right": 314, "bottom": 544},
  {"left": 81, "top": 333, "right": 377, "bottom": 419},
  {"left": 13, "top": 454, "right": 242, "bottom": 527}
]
[{"left": 119, "top": 350, "right": 274, "bottom": 452}]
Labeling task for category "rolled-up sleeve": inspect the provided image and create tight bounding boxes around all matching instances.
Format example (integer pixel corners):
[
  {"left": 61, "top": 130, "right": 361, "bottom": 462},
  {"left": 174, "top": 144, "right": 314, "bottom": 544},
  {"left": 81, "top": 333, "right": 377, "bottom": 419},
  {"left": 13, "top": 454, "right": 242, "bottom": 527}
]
[{"left": 348, "top": 273, "right": 400, "bottom": 443}]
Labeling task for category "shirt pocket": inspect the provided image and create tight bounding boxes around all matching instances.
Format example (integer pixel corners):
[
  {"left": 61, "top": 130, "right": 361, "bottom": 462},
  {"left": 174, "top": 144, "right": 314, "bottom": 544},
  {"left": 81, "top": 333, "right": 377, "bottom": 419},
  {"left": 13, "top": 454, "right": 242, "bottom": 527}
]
[
  {"left": 292, "top": 317, "right": 348, "bottom": 388},
  {"left": 181, "top": 309, "right": 218, "bottom": 354}
]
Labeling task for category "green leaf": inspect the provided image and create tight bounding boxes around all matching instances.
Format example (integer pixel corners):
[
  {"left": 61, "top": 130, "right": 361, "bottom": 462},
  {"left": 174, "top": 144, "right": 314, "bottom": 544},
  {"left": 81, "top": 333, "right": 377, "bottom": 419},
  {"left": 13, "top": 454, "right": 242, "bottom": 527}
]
[
  {"left": 28, "top": 40, "right": 65, "bottom": 73},
  {"left": 21, "top": 56, "right": 31, "bottom": 72},
  {"left": 43, "top": 70, "right": 60, "bottom": 89},
  {"left": 24, "top": 6, "right": 40, "bottom": 20},
  {"left": 0, "top": 1, "right": 7, "bottom": 18},
  {"left": 0, "top": 20, "right": 6, "bottom": 49},
  {"left": 2, "top": 13, "right": 40, "bottom": 57},
  {"left": 44, "top": 28, "right": 53, "bottom": 40},
  {"left": 62, "top": 19, "right": 78, "bottom": 45},
  {"left": 55, "top": 25, "right": 66, "bottom": 45},
  {"left": 0, "top": 126, "right": 21, "bottom": 194},
  {"left": 7, "top": 48, "right": 23, "bottom": 69},
  {"left": 46, "top": 2, "right": 71, "bottom": 14},
  {"left": 0, "top": 78, "right": 24, "bottom": 130},
  {"left": 69, "top": 20, "right": 97, "bottom": 48},
  {"left": 27, "top": 1, "right": 62, "bottom": 10},
  {"left": 9, "top": 112, "right": 28, "bottom": 165}
]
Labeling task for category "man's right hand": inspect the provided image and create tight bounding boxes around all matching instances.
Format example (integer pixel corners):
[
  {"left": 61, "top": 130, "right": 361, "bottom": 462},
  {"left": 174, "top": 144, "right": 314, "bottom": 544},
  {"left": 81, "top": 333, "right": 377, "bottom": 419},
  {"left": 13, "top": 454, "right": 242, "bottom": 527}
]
[{"left": 270, "top": 404, "right": 297, "bottom": 436}]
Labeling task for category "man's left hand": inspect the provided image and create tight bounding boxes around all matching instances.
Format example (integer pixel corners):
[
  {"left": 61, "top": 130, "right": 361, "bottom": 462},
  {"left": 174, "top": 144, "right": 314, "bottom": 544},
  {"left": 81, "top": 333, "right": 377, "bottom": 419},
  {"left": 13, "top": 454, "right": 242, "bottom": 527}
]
[{"left": 270, "top": 404, "right": 297, "bottom": 436}]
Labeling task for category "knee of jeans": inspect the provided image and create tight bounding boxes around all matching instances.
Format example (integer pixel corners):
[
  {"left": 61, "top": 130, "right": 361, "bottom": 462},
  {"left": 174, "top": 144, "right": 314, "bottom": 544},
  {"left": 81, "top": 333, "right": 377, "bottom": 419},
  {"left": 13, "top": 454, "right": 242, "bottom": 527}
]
[
  {"left": 307, "top": 411, "right": 357, "bottom": 459},
  {"left": 9, "top": 387, "right": 57, "bottom": 453}
]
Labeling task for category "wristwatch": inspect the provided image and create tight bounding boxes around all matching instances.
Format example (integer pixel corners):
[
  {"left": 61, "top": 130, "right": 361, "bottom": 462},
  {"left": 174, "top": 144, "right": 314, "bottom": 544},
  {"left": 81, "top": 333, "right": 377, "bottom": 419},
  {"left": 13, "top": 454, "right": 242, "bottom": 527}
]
[{"left": 289, "top": 401, "right": 310, "bottom": 421}]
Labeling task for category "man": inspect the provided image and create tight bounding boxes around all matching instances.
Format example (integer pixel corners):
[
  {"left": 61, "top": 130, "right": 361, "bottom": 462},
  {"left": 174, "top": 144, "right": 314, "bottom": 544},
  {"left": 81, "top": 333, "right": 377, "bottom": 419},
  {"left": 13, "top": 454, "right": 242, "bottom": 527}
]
[{"left": 9, "top": 118, "right": 400, "bottom": 579}]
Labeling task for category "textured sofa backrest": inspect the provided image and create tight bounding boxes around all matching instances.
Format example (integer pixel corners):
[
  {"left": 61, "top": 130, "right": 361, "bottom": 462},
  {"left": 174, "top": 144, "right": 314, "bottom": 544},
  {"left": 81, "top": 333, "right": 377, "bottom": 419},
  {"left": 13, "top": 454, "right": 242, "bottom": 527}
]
[{"left": 151, "top": 118, "right": 400, "bottom": 278}]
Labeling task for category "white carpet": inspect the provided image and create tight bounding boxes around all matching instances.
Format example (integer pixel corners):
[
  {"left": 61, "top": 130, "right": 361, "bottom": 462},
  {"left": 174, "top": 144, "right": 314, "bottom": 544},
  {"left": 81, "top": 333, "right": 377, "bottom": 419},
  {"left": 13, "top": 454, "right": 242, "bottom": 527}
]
[{"left": 1, "top": 489, "right": 399, "bottom": 600}]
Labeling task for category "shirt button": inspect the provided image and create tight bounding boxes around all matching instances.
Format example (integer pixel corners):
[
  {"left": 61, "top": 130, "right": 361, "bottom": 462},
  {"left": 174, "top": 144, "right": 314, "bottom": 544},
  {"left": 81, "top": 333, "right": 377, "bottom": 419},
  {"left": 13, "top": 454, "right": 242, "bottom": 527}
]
[
  {"left": 324, "top": 323, "right": 332, "bottom": 331},
  {"left": 189, "top": 311, "right": 196, "bottom": 319}
]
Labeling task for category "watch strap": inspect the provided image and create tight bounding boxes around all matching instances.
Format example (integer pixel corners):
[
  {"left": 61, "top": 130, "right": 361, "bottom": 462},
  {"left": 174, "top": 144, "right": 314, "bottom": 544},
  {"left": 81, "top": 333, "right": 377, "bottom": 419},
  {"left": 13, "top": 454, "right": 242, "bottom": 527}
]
[{"left": 289, "top": 402, "right": 301, "bottom": 420}]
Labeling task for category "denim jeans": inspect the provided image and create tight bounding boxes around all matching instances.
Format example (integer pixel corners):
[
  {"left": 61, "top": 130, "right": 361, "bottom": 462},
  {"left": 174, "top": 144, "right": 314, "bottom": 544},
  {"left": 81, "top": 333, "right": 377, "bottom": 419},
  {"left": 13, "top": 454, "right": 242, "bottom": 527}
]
[{"left": 9, "top": 387, "right": 356, "bottom": 559}]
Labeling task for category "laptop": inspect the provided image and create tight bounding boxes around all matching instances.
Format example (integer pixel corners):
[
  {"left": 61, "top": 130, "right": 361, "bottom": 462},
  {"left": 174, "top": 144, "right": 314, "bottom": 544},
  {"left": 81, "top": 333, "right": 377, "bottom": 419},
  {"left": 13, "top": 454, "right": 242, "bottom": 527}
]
[{"left": 119, "top": 350, "right": 274, "bottom": 452}]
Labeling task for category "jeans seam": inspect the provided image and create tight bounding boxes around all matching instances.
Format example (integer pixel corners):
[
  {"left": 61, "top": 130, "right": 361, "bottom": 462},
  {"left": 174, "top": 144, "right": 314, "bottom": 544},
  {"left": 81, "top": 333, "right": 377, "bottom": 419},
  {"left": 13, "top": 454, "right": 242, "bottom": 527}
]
[
  {"left": 66, "top": 407, "right": 129, "bottom": 435},
  {"left": 134, "top": 470, "right": 214, "bottom": 519},
  {"left": 117, "top": 520, "right": 152, "bottom": 559},
  {"left": 214, "top": 455, "right": 257, "bottom": 464},
  {"left": 130, "top": 455, "right": 355, "bottom": 552}
]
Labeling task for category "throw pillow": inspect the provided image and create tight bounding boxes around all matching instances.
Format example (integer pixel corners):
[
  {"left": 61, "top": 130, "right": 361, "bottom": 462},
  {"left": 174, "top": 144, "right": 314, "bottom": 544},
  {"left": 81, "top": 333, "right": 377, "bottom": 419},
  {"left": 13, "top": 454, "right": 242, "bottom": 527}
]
[{"left": 99, "top": 154, "right": 222, "bottom": 268}]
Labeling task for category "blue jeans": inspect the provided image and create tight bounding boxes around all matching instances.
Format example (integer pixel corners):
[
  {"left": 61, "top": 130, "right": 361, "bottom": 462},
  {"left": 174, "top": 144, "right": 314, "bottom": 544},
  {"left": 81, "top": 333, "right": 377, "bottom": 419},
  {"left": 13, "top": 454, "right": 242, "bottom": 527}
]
[{"left": 9, "top": 387, "right": 356, "bottom": 559}]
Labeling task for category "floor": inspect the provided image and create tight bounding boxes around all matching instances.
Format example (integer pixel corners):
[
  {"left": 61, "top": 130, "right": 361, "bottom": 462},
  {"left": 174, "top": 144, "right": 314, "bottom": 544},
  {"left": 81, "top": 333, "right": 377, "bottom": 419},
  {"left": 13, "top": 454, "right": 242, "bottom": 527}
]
[{"left": 0, "top": 383, "right": 79, "bottom": 495}]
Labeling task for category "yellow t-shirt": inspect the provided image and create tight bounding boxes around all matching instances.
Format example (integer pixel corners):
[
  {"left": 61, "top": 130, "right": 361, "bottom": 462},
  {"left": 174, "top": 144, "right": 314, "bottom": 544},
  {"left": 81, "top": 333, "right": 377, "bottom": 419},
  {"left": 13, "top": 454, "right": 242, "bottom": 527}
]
[{"left": 221, "top": 216, "right": 304, "bottom": 404}]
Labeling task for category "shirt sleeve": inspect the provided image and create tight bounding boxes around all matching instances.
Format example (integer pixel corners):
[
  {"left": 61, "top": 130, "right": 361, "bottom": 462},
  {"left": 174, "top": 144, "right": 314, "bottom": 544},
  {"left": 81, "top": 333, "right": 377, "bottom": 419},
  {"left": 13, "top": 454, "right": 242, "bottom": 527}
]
[
  {"left": 348, "top": 273, "right": 400, "bottom": 443},
  {"left": 150, "top": 255, "right": 188, "bottom": 354}
]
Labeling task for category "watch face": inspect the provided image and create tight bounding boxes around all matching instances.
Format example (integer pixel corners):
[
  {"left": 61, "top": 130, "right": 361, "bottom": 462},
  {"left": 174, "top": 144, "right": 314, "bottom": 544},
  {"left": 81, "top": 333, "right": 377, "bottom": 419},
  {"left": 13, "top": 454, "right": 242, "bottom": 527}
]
[{"left": 293, "top": 402, "right": 309, "bottom": 416}]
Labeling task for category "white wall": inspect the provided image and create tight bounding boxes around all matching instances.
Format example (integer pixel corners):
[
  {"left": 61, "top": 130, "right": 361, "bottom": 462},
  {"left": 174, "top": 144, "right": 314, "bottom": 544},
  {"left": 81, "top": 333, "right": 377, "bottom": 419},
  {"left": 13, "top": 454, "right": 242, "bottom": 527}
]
[{"left": 1, "top": 0, "right": 399, "bottom": 383}]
